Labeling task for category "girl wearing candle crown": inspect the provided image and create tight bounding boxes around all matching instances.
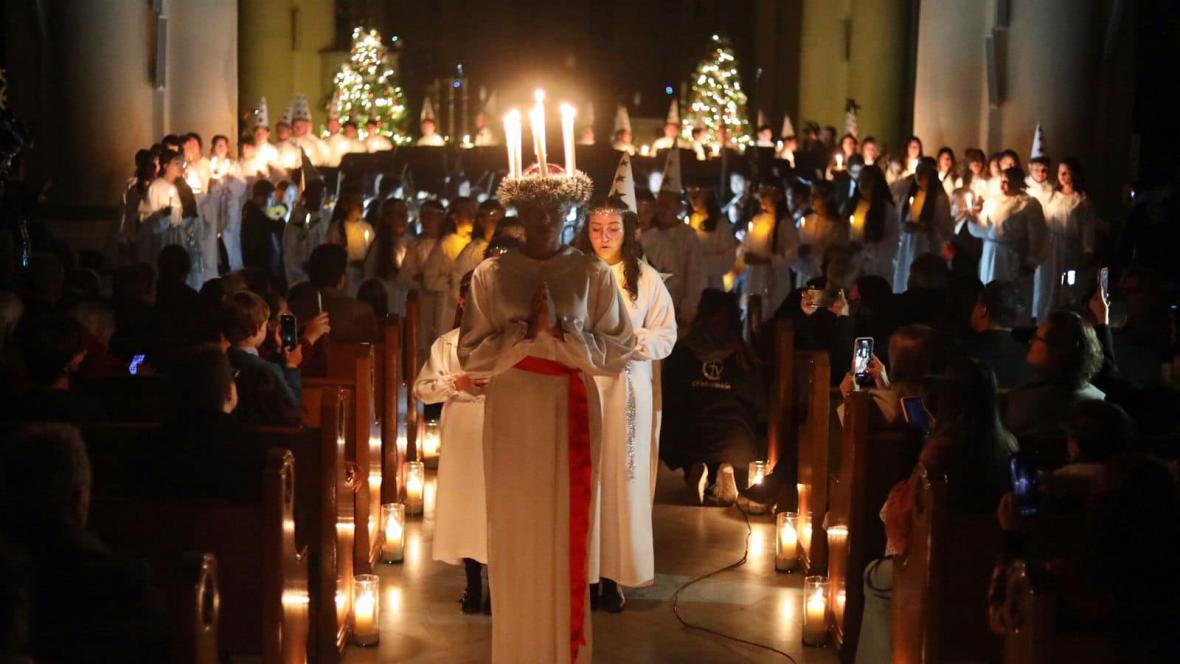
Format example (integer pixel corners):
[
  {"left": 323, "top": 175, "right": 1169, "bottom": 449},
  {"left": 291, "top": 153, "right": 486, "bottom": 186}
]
[{"left": 459, "top": 104, "right": 633, "bottom": 661}]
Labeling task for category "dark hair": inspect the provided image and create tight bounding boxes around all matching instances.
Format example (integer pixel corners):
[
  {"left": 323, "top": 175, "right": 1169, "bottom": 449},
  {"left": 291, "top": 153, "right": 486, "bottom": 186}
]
[
  {"left": 1000, "top": 149, "right": 1022, "bottom": 168},
  {"left": 906, "top": 135, "right": 923, "bottom": 154},
  {"left": 159, "top": 149, "right": 181, "bottom": 169},
  {"left": 221, "top": 291, "right": 270, "bottom": 345},
  {"left": 357, "top": 279, "right": 390, "bottom": 318},
  {"left": 888, "top": 324, "right": 945, "bottom": 385},
  {"left": 902, "top": 157, "right": 945, "bottom": 232},
  {"left": 936, "top": 146, "right": 955, "bottom": 162},
  {"left": 184, "top": 132, "right": 203, "bottom": 148},
  {"left": 1066, "top": 399, "right": 1131, "bottom": 463},
  {"left": 1002, "top": 166, "right": 1027, "bottom": 193},
  {"left": 157, "top": 244, "right": 192, "bottom": 283},
  {"left": 856, "top": 165, "right": 890, "bottom": 243},
  {"left": 933, "top": 357, "right": 1016, "bottom": 511},
  {"left": 695, "top": 188, "right": 725, "bottom": 233},
  {"left": 18, "top": 314, "right": 87, "bottom": 385},
  {"left": 372, "top": 198, "right": 408, "bottom": 281},
  {"left": 251, "top": 178, "right": 276, "bottom": 200},
  {"left": 211, "top": 134, "right": 229, "bottom": 148},
  {"left": 576, "top": 197, "right": 642, "bottom": 302},
  {"left": 485, "top": 235, "right": 524, "bottom": 259},
  {"left": 1056, "top": 157, "right": 1087, "bottom": 195},
  {"left": 907, "top": 252, "right": 950, "bottom": 291},
  {"left": 861, "top": 136, "right": 877, "bottom": 146},
  {"left": 1040, "top": 310, "right": 1104, "bottom": 389},
  {"left": 687, "top": 289, "right": 756, "bottom": 370},
  {"left": 978, "top": 281, "right": 1025, "bottom": 328},
  {"left": 0, "top": 423, "right": 90, "bottom": 525},
  {"left": 168, "top": 344, "right": 233, "bottom": 418},
  {"left": 307, "top": 244, "right": 348, "bottom": 289},
  {"left": 809, "top": 180, "right": 836, "bottom": 217}
]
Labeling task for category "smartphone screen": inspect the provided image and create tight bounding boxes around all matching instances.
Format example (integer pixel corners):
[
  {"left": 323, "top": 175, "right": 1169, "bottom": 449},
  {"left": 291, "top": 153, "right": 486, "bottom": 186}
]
[
  {"left": 1009, "top": 453, "right": 1039, "bottom": 517},
  {"left": 1099, "top": 267, "right": 1110, "bottom": 302},
  {"left": 128, "top": 354, "right": 146, "bottom": 375},
  {"left": 279, "top": 314, "right": 298, "bottom": 350},
  {"left": 900, "top": 396, "right": 931, "bottom": 437},
  {"left": 853, "top": 337, "right": 874, "bottom": 378},
  {"left": 1060, "top": 269, "right": 1076, "bottom": 286}
]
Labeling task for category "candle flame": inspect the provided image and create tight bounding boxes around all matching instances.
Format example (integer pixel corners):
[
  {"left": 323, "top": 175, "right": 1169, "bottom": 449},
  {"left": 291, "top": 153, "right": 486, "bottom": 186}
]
[
  {"left": 560, "top": 103, "right": 576, "bottom": 118},
  {"left": 534, "top": 89, "right": 545, "bottom": 103}
]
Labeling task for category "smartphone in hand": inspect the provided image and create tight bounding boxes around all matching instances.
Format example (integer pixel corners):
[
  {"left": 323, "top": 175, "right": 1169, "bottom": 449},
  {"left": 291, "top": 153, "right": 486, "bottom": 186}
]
[
  {"left": 852, "top": 337, "right": 874, "bottom": 388},
  {"left": 279, "top": 314, "right": 299, "bottom": 350},
  {"left": 1009, "top": 453, "right": 1040, "bottom": 517}
]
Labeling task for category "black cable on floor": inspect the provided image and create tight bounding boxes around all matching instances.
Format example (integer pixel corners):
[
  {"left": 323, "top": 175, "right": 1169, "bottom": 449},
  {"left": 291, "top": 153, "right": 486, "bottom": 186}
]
[{"left": 670, "top": 501, "right": 800, "bottom": 663}]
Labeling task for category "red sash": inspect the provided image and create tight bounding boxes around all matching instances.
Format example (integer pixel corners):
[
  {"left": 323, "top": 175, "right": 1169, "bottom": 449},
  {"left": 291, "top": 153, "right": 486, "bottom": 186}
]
[{"left": 513, "top": 356, "right": 591, "bottom": 663}]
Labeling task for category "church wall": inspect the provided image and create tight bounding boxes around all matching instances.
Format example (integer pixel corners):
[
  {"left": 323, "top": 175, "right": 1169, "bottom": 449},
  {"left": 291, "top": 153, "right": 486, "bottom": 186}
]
[{"left": 798, "top": 0, "right": 850, "bottom": 133}]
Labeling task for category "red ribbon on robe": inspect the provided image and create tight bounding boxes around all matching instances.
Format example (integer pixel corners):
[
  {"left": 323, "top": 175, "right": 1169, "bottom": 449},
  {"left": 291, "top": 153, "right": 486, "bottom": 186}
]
[{"left": 513, "top": 356, "right": 592, "bottom": 663}]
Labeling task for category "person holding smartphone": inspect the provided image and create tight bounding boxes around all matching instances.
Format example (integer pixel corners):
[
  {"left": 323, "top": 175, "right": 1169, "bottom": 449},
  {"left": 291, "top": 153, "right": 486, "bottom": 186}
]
[{"left": 838, "top": 324, "right": 944, "bottom": 427}]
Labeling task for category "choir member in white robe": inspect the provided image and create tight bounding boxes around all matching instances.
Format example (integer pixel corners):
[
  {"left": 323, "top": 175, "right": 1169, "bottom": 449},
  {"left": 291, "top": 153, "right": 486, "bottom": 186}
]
[
  {"left": 451, "top": 201, "right": 504, "bottom": 294},
  {"left": 936, "top": 147, "right": 960, "bottom": 198},
  {"left": 283, "top": 180, "right": 330, "bottom": 286},
  {"left": 1033, "top": 158, "right": 1098, "bottom": 322},
  {"left": 687, "top": 188, "right": 738, "bottom": 292},
  {"left": 579, "top": 200, "right": 676, "bottom": 607},
  {"left": 640, "top": 191, "right": 705, "bottom": 327},
  {"left": 1024, "top": 157, "right": 1055, "bottom": 209},
  {"left": 968, "top": 166, "right": 1047, "bottom": 287},
  {"left": 901, "top": 136, "right": 923, "bottom": 179},
  {"left": 739, "top": 182, "right": 799, "bottom": 318},
  {"left": 416, "top": 118, "right": 446, "bottom": 147},
  {"left": 414, "top": 273, "right": 489, "bottom": 612},
  {"left": 459, "top": 190, "right": 633, "bottom": 664},
  {"left": 893, "top": 158, "right": 953, "bottom": 292},
  {"left": 364, "top": 198, "right": 413, "bottom": 317},
  {"left": 791, "top": 181, "right": 850, "bottom": 288},
  {"left": 849, "top": 165, "right": 900, "bottom": 287},
  {"left": 137, "top": 152, "right": 184, "bottom": 259},
  {"left": 397, "top": 201, "right": 445, "bottom": 365},
  {"left": 423, "top": 200, "right": 475, "bottom": 338},
  {"left": 473, "top": 113, "right": 497, "bottom": 146},
  {"left": 363, "top": 119, "right": 394, "bottom": 152}
]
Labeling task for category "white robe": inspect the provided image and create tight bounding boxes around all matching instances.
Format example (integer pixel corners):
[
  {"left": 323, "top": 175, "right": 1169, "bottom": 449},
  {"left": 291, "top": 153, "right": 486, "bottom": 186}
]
[
  {"left": 1033, "top": 190, "right": 1097, "bottom": 322},
  {"left": 849, "top": 198, "right": 900, "bottom": 287},
  {"left": 276, "top": 140, "right": 302, "bottom": 172},
  {"left": 423, "top": 231, "right": 472, "bottom": 336},
  {"left": 291, "top": 134, "right": 328, "bottom": 167},
  {"left": 791, "top": 213, "right": 849, "bottom": 288},
  {"left": 740, "top": 211, "right": 799, "bottom": 318},
  {"left": 640, "top": 223, "right": 705, "bottom": 326},
  {"left": 137, "top": 178, "right": 182, "bottom": 263},
  {"left": 397, "top": 235, "right": 442, "bottom": 365},
  {"left": 414, "top": 328, "right": 488, "bottom": 565},
  {"left": 416, "top": 133, "right": 446, "bottom": 147},
  {"left": 893, "top": 187, "right": 953, "bottom": 292},
  {"left": 473, "top": 127, "right": 497, "bottom": 146},
  {"left": 968, "top": 194, "right": 1046, "bottom": 286},
  {"left": 689, "top": 215, "right": 738, "bottom": 292},
  {"left": 282, "top": 206, "right": 329, "bottom": 287},
  {"left": 365, "top": 134, "right": 394, "bottom": 152},
  {"left": 591, "top": 260, "right": 676, "bottom": 587},
  {"left": 459, "top": 246, "right": 633, "bottom": 664}
]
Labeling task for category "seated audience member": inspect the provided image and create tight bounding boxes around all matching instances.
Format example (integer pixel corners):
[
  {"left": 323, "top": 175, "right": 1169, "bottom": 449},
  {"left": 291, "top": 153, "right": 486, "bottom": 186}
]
[
  {"left": 155, "top": 244, "right": 200, "bottom": 343},
  {"left": 259, "top": 291, "right": 330, "bottom": 381},
  {"left": 107, "top": 262, "right": 164, "bottom": 364},
  {"left": 69, "top": 301, "right": 123, "bottom": 379},
  {"left": 1111, "top": 265, "right": 1171, "bottom": 386},
  {"left": 0, "top": 424, "right": 169, "bottom": 662},
  {"left": 856, "top": 358, "right": 1017, "bottom": 664},
  {"left": 356, "top": 278, "right": 390, "bottom": 318},
  {"left": 16, "top": 253, "right": 65, "bottom": 329},
  {"left": 889, "top": 252, "right": 951, "bottom": 331},
  {"left": 849, "top": 275, "right": 895, "bottom": 351},
  {"left": 1, "top": 314, "right": 106, "bottom": 424},
  {"left": 957, "top": 280, "right": 1036, "bottom": 389},
  {"left": 1037, "top": 399, "right": 1132, "bottom": 508},
  {"left": 1004, "top": 310, "right": 1105, "bottom": 440},
  {"left": 222, "top": 291, "right": 302, "bottom": 409},
  {"left": 288, "top": 244, "right": 378, "bottom": 343},
  {"left": 838, "top": 324, "right": 945, "bottom": 427},
  {"left": 660, "top": 290, "right": 763, "bottom": 505}
]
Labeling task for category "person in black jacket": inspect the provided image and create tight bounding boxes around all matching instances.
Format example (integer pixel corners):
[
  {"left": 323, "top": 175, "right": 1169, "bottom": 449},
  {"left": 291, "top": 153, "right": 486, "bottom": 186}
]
[{"left": 240, "top": 179, "right": 283, "bottom": 283}]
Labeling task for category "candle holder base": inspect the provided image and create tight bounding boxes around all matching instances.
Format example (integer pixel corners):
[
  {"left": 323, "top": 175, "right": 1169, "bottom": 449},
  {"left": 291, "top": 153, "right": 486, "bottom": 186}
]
[{"left": 352, "top": 636, "right": 380, "bottom": 648}]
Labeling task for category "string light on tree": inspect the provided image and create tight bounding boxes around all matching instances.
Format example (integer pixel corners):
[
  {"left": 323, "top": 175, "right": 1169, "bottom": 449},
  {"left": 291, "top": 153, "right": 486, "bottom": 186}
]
[
  {"left": 682, "top": 34, "right": 753, "bottom": 149},
  {"left": 328, "top": 27, "right": 411, "bottom": 145}
]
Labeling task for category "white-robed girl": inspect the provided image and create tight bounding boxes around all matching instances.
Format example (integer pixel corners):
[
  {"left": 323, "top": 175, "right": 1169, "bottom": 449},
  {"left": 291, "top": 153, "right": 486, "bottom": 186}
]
[
  {"left": 687, "top": 188, "right": 738, "bottom": 292},
  {"left": 578, "top": 198, "right": 677, "bottom": 612},
  {"left": 413, "top": 271, "right": 490, "bottom": 613},
  {"left": 459, "top": 173, "right": 633, "bottom": 664},
  {"left": 137, "top": 149, "right": 184, "bottom": 260},
  {"left": 1033, "top": 158, "right": 1098, "bottom": 322},
  {"left": 893, "top": 157, "right": 953, "bottom": 292},
  {"left": 791, "top": 180, "right": 848, "bottom": 288},
  {"left": 849, "top": 165, "right": 900, "bottom": 287},
  {"left": 741, "top": 179, "right": 800, "bottom": 317},
  {"left": 968, "top": 165, "right": 1047, "bottom": 289}
]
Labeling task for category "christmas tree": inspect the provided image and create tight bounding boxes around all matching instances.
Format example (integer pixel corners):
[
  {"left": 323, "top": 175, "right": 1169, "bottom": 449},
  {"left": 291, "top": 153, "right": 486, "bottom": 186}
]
[
  {"left": 682, "top": 35, "right": 752, "bottom": 148},
  {"left": 328, "top": 27, "right": 411, "bottom": 144}
]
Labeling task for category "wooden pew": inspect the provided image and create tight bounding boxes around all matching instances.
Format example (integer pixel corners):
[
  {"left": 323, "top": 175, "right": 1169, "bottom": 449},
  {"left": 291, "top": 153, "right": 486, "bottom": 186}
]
[
  {"left": 892, "top": 464, "right": 1002, "bottom": 663},
  {"left": 403, "top": 289, "right": 421, "bottom": 462},
  {"left": 826, "top": 392, "right": 921, "bottom": 660},
  {"left": 91, "top": 449, "right": 309, "bottom": 664},
  {"left": 304, "top": 343, "right": 380, "bottom": 573},
  {"left": 745, "top": 294, "right": 763, "bottom": 347},
  {"left": 78, "top": 374, "right": 167, "bottom": 421},
  {"left": 159, "top": 553, "right": 219, "bottom": 664},
  {"left": 1001, "top": 559, "right": 1113, "bottom": 664}
]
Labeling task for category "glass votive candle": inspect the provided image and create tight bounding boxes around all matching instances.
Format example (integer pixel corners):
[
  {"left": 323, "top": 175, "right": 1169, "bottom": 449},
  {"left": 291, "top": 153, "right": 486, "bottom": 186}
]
[
  {"left": 423, "top": 419, "right": 441, "bottom": 461},
  {"left": 775, "top": 511, "right": 799, "bottom": 572},
  {"left": 405, "top": 461, "right": 425, "bottom": 516},
  {"left": 802, "top": 575, "right": 829, "bottom": 646},
  {"left": 380, "top": 503, "right": 405, "bottom": 563},
  {"left": 747, "top": 460, "right": 767, "bottom": 488},
  {"left": 352, "top": 574, "right": 380, "bottom": 646}
]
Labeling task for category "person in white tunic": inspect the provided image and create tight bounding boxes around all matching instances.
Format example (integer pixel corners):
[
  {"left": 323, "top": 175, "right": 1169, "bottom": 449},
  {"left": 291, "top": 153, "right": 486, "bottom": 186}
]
[
  {"left": 363, "top": 118, "right": 394, "bottom": 152},
  {"left": 640, "top": 151, "right": 705, "bottom": 327},
  {"left": 1024, "top": 157, "right": 1055, "bottom": 209},
  {"left": 935, "top": 147, "right": 960, "bottom": 198},
  {"left": 459, "top": 174, "right": 633, "bottom": 664},
  {"left": 687, "top": 187, "right": 738, "bottom": 292},
  {"left": 791, "top": 180, "right": 850, "bottom": 288},
  {"left": 137, "top": 150, "right": 184, "bottom": 261},
  {"left": 968, "top": 166, "right": 1047, "bottom": 288},
  {"left": 739, "top": 180, "right": 799, "bottom": 318},
  {"left": 849, "top": 165, "right": 900, "bottom": 287},
  {"left": 893, "top": 157, "right": 953, "bottom": 292},
  {"left": 1033, "top": 158, "right": 1098, "bottom": 322},
  {"left": 423, "top": 199, "right": 476, "bottom": 338},
  {"left": 397, "top": 200, "right": 445, "bottom": 366},
  {"left": 414, "top": 272, "right": 490, "bottom": 613},
  {"left": 578, "top": 199, "right": 677, "bottom": 611}
]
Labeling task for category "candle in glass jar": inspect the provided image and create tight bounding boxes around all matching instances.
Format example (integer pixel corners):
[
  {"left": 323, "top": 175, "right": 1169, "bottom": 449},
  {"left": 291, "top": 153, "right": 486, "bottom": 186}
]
[
  {"left": 747, "top": 460, "right": 767, "bottom": 488},
  {"left": 775, "top": 511, "right": 799, "bottom": 572},
  {"left": 405, "top": 461, "right": 425, "bottom": 515},
  {"left": 381, "top": 503, "right": 405, "bottom": 563},
  {"left": 423, "top": 420, "right": 440, "bottom": 460},
  {"left": 802, "top": 576, "right": 829, "bottom": 646},
  {"left": 529, "top": 90, "right": 548, "bottom": 174},
  {"left": 352, "top": 574, "right": 380, "bottom": 646},
  {"left": 560, "top": 103, "right": 576, "bottom": 175}
]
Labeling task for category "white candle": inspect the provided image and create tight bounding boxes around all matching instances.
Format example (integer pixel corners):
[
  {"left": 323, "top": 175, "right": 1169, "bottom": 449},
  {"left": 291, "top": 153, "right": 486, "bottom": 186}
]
[
  {"left": 352, "top": 574, "right": 380, "bottom": 646},
  {"left": 381, "top": 503, "right": 405, "bottom": 563},
  {"left": 405, "top": 461, "right": 425, "bottom": 516},
  {"left": 775, "top": 511, "right": 799, "bottom": 572},
  {"left": 747, "top": 460, "right": 767, "bottom": 488},
  {"left": 560, "top": 103, "right": 576, "bottom": 175},
  {"left": 640, "top": 145, "right": 650, "bottom": 156},
  {"left": 529, "top": 90, "right": 547, "bottom": 174},
  {"left": 835, "top": 153, "right": 844, "bottom": 169},
  {"left": 802, "top": 576, "right": 829, "bottom": 646},
  {"left": 504, "top": 110, "right": 523, "bottom": 178}
]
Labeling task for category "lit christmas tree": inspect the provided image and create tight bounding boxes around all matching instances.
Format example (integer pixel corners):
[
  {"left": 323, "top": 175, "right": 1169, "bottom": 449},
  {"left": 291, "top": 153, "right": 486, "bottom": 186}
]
[
  {"left": 328, "top": 27, "right": 411, "bottom": 144},
  {"left": 683, "top": 35, "right": 752, "bottom": 148}
]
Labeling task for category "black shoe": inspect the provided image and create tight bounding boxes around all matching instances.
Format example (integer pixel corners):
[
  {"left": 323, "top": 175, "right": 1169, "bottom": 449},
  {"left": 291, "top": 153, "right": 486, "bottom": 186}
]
[
  {"left": 589, "top": 582, "right": 601, "bottom": 611},
  {"left": 601, "top": 579, "right": 625, "bottom": 613},
  {"left": 460, "top": 589, "right": 482, "bottom": 614}
]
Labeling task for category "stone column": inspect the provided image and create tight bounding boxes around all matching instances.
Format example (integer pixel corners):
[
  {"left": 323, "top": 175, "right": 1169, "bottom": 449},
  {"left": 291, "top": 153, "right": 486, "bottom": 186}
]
[
  {"left": 912, "top": 0, "right": 988, "bottom": 152},
  {"left": 239, "top": 0, "right": 294, "bottom": 129},
  {"left": 848, "top": 0, "right": 911, "bottom": 148},
  {"left": 798, "top": 0, "right": 850, "bottom": 130},
  {"left": 168, "top": 0, "right": 239, "bottom": 143}
]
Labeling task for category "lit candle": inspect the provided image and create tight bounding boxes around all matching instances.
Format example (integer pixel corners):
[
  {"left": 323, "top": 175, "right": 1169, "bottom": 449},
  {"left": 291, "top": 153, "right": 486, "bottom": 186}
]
[
  {"left": 503, "top": 110, "right": 523, "bottom": 177},
  {"left": 352, "top": 574, "right": 380, "bottom": 646},
  {"left": 422, "top": 420, "right": 441, "bottom": 462},
  {"left": 747, "top": 460, "right": 767, "bottom": 488},
  {"left": 335, "top": 578, "right": 349, "bottom": 626},
  {"left": 802, "top": 576, "right": 829, "bottom": 646},
  {"left": 835, "top": 153, "right": 844, "bottom": 169},
  {"left": 381, "top": 503, "right": 405, "bottom": 563},
  {"left": 965, "top": 192, "right": 974, "bottom": 209},
  {"left": 640, "top": 145, "right": 650, "bottom": 156},
  {"left": 775, "top": 511, "right": 799, "bottom": 572},
  {"left": 529, "top": 90, "right": 547, "bottom": 174},
  {"left": 363, "top": 228, "right": 371, "bottom": 245},
  {"left": 405, "top": 461, "right": 425, "bottom": 516},
  {"left": 560, "top": 103, "right": 576, "bottom": 175}
]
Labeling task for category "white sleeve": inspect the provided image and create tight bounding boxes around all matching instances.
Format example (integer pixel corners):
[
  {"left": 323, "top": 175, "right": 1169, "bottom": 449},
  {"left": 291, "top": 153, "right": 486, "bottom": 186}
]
[
  {"left": 635, "top": 267, "right": 678, "bottom": 361},
  {"left": 413, "top": 335, "right": 458, "bottom": 404}
]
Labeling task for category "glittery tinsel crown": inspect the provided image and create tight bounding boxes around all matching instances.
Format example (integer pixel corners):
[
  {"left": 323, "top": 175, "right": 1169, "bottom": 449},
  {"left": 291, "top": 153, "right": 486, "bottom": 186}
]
[{"left": 497, "top": 164, "right": 594, "bottom": 210}]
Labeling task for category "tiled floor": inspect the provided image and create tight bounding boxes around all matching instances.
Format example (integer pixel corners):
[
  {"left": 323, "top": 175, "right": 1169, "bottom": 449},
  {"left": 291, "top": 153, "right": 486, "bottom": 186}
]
[{"left": 344, "top": 465, "right": 841, "bottom": 663}]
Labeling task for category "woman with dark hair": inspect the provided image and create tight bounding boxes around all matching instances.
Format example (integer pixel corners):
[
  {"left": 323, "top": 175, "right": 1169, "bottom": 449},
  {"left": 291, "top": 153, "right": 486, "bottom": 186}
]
[
  {"left": 935, "top": 146, "right": 958, "bottom": 197},
  {"left": 902, "top": 135, "right": 923, "bottom": 176},
  {"left": 967, "top": 165, "right": 1047, "bottom": 287},
  {"left": 1033, "top": 157, "right": 1099, "bottom": 322},
  {"left": 893, "top": 157, "right": 953, "bottom": 293},
  {"left": 660, "top": 290, "right": 762, "bottom": 506},
  {"left": 363, "top": 197, "right": 411, "bottom": 315},
  {"left": 962, "top": 148, "right": 989, "bottom": 200},
  {"left": 325, "top": 195, "right": 374, "bottom": 295},
  {"left": 579, "top": 197, "right": 676, "bottom": 611},
  {"left": 740, "top": 178, "right": 799, "bottom": 316},
  {"left": 850, "top": 165, "right": 899, "bottom": 285},
  {"left": 687, "top": 186, "right": 738, "bottom": 291},
  {"left": 1004, "top": 309, "right": 1105, "bottom": 440},
  {"left": 121, "top": 150, "right": 158, "bottom": 265},
  {"left": 855, "top": 357, "right": 1017, "bottom": 664},
  {"left": 793, "top": 179, "right": 848, "bottom": 287}
]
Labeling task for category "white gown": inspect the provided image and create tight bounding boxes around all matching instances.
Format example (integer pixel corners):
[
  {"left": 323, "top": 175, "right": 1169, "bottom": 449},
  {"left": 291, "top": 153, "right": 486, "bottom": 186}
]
[
  {"left": 423, "top": 231, "right": 472, "bottom": 337},
  {"left": 740, "top": 211, "right": 799, "bottom": 318},
  {"left": 414, "top": 328, "right": 488, "bottom": 565},
  {"left": 397, "top": 235, "right": 442, "bottom": 366},
  {"left": 640, "top": 223, "right": 705, "bottom": 327},
  {"left": 459, "top": 246, "right": 633, "bottom": 664},
  {"left": 893, "top": 187, "right": 952, "bottom": 292},
  {"left": 791, "top": 213, "right": 849, "bottom": 288},
  {"left": 136, "top": 178, "right": 182, "bottom": 267},
  {"left": 968, "top": 194, "right": 1046, "bottom": 286},
  {"left": 689, "top": 215, "right": 737, "bottom": 292},
  {"left": 1033, "top": 190, "right": 1097, "bottom": 322},
  {"left": 590, "top": 261, "right": 677, "bottom": 588},
  {"left": 365, "top": 134, "right": 394, "bottom": 152},
  {"left": 849, "top": 198, "right": 900, "bottom": 287}
]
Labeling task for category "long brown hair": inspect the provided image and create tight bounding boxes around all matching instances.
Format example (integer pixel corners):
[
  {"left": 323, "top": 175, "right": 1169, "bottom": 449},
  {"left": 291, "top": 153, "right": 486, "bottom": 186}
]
[{"left": 576, "top": 196, "right": 641, "bottom": 302}]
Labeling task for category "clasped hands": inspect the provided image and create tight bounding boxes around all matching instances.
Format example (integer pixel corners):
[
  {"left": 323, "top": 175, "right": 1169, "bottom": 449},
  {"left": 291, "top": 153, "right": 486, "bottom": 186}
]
[{"left": 525, "top": 282, "right": 565, "bottom": 341}]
